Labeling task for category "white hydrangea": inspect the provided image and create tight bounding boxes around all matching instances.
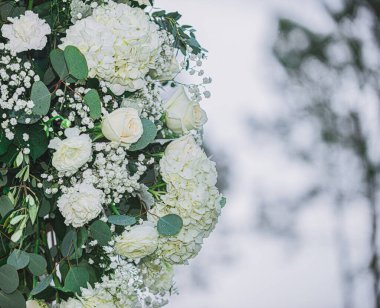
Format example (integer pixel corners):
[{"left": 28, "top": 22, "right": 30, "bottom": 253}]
[
  {"left": 149, "top": 135, "right": 222, "bottom": 264},
  {"left": 60, "top": 1, "right": 161, "bottom": 94},
  {"left": 59, "top": 298, "right": 84, "bottom": 308},
  {"left": 57, "top": 183, "right": 103, "bottom": 227},
  {"left": 139, "top": 260, "right": 174, "bottom": 295},
  {"left": 49, "top": 128, "right": 92, "bottom": 174},
  {"left": 1, "top": 11, "right": 51, "bottom": 53}
]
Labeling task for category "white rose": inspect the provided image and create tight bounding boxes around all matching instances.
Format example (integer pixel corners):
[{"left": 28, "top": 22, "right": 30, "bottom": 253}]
[
  {"left": 49, "top": 128, "right": 92, "bottom": 173},
  {"left": 115, "top": 221, "right": 158, "bottom": 259},
  {"left": 101, "top": 108, "right": 143, "bottom": 146},
  {"left": 164, "top": 86, "right": 208, "bottom": 134},
  {"left": 26, "top": 300, "right": 49, "bottom": 308},
  {"left": 59, "top": 298, "right": 84, "bottom": 308},
  {"left": 57, "top": 183, "right": 103, "bottom": 228},
  {"left": 1, "top": 11, "right": 51, "bottom": 53}
]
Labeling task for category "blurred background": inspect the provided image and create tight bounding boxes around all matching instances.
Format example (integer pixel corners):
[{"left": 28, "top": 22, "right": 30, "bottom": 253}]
[{"left": 157, "top": 0, "right": 380, "bottom": 307}]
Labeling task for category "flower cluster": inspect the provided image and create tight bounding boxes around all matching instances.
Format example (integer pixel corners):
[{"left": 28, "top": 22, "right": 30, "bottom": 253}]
[
  {"left": 61, "top": 1, "right": 161, "bottom": 94},
  {"left": 149, "top": 135, "right": 222, "bottom": 264},
  {"left": 0, "top": 1, "right": 223, "bottom": 307}
]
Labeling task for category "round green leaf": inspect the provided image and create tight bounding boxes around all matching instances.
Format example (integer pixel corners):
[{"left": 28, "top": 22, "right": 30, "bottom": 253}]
[
  {"left": 108, "top": 215, "right": 136, "bottom": 226},
  {"left": 7, "top": 250, "right": 30, "bottom": 270},
  {"left": 64, "top": 46, "right": 89, "bottom": 80},
  {"left": 31, "top": 81, "right": 51, "bottom": 116},
  {"left": 28, "top": 254, "right": 47, "bottom": 276},
  {"left": 0, "top": 290, "right": 25, "bottom": 308},
  {"left": 89, "top": 220, "right": 112, "bottom": 246},
  {"left": 0, "top": 265, "right": 19, "bottom": 294},
  {"left": 64, "top": 267, "right": 89, "bottom": 293},
  {"left": 157, "top": 214, "right": 183, "bottom": 236},
  {"left": 60, "top": 230, "right": 77, "bottom": 257},
  {"left": 30, "top": 275, "right": 52, "bottom": 296},
  {"left": 50, "top": 49, "right": 69, "bottom": 80},
  {"left": 129, "top": 119, "right": 157, "bottom": 151},
  {"left": 83, "top": 89, "right": 102, "bottom": 119}
]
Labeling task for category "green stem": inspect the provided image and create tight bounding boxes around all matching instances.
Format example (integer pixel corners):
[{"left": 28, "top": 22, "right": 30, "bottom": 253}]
[
  {"left": 27, "top": 0, "right": 34, "bottom": 10},
  {"left": 110, "top": 204, "right": 120, "bottom": 215},
  {"left": 32, "top": 218, "right": 40, "bottom": 289}
]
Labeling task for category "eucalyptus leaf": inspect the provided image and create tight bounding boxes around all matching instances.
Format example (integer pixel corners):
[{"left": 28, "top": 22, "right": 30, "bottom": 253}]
[
  {"left": 0, "top": 264, "right": 19, "bottom": 294},
  {"left": 50, "top": 49, "right": 69, "bottom": 80},
  {"left": 30, "top": 275, "right": 52, "bottom": 296},
  {"left": 64, "top": 267, "right": 89, "bottom": 293},
  {"left": 28, "top": 254, "right": 47, "bottom": 276},
  {"left": 89, "top": 220, "right": 112, "bottom": 246},
  {"left": 83, "top": 89, "right": 102, "bottom": 119},
  {"left": 60, "top": 230, "right": 77, "bottom": 257},
  {"left": 64, "top": 46, "right": 89, "bottom": 80},
  {"left": 108, "top": 215, "right": 136, "bottom": 226},
  {"left": 0, "top": 195, "right": 13, "bottom": 218},
  {"left": 0, "top": 290, "right": 25, "bottom": 308},
  {"left": 129, "top": 119, "right": 157, "bottom": 151},
  {"left": 31, "top": 81, "right": 51, "bottom": 116},
  {"left": 157, "top": 214, "right": 183, "bottom": 236},
  {"left": 7, "top": 250, "right": 30, "bottom": 270}
]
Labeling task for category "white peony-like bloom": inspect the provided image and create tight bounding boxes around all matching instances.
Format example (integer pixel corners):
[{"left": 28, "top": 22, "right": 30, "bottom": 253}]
[
  {"left": 101, "top": 108, "right": 143, "bottom": 147},
  {"left": 1, "top": 11, "right": 51, "bottom": 53},
  {"left": 49, "top": 128, "right": 92, "bottom": 173},
  {"left": 115, "top": 221, "right": 158, "bottom": 259},
  {"left": 60, "top": 1, "right": 161, "bottom": 94},
  {"left": 57, "top": 183, "right": 103, "bottom": 228},
  {"left": 149, "top": 135, "right": 222, "bottom": 264},
  {"left": 26, "top": 300, "right": 49, "bottom": 308},
  {"left": 164, "top": 86, "right": 208, "bottom": 134}
]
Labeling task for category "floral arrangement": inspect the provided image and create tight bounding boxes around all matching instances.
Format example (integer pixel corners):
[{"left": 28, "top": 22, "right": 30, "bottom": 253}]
[{"left": 0, "top": 0, "right": 225, "bottom": 307}]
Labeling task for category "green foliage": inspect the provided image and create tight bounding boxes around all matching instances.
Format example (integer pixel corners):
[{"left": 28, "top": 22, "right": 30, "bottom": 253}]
[
  {"left": 14, "top": 124, "right": 48, "bottom": 161},
  {"left": 89, "top": 220, "right": 112, "bottom": 246},
  {"left": 64, "top": 46, "right": 89, "bottom": 80},
  {"left": 157, "top": 214, "right": 183, "bottom": 236},
  {"left": 28, "top": 254, "right": 47, "bottom": 276},
  {"left": 0, "top": 195, "right": 13, "bottom": 218},
  {"left": 129, "top": 119, "right": 157, "bottom": 151},
  {"left": 7, "top": 250, "right": 29, "bottom": 270},
  {"left": 31, "top": 81, "right": 51, "bottom": 116},
  {"left": 64, "top": 267, "right": 89, "bottom": 293},
  {"left": 84, "top": 89, "right": 102, "bottom": 119},
  {"left": 0, "top": 264, "right": 19, "bottom": 294},
  {"left": 0, "top": 290, "right": 25, "bottom": 308},
  {"left": 50, "top": 49, "right": 69, "bottom": 80},
  {"left": 30, "top": 275, "right": 52, "bottom": 296},
  {"left": 152, "top": 10, "right": 204, "bottom": 55},
  {"left": 108, "top": 215, "right": 136, "bottom": 226},
  {"left": 60, "top": 230, "right": 77, "bottom": 257}
]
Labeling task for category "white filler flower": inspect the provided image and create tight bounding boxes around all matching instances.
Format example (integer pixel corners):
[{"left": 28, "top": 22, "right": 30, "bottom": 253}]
[
  {"left": 60, "top": 1, "right": 161, "bottom": 94},
  {"left": 115, "top": 221, "right": 159, "bottom": 259},
  {"left": 49, "top": 128, "right": 92, "bottom": 173},
  {"left": 1, "top": 11, "right": 51, "bottom": 53},
  {"left": 57, "top": 183, "right": 103, "bottom": 228}
]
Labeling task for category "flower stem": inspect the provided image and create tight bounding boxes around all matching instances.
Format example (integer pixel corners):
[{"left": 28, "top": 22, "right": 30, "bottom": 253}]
[
  {"left": 32, "top": 218, "right": 40, "bottom": 289},
  {"left": 111, "top": 203, "right": 120, "bottom": 215},
  {"left": 27, "top": 0, "right": 34, "bottom": 10}
]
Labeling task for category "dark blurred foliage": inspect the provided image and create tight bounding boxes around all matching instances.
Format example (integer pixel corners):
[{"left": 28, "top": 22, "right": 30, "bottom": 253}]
[{"left": 249, "top": 1, "right": 380, "bottom": 307}]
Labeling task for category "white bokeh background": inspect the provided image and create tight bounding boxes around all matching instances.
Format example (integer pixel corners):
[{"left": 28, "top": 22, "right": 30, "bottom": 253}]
[{"left": 155, "top": 1, "right": 371, "bottom": 307}]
